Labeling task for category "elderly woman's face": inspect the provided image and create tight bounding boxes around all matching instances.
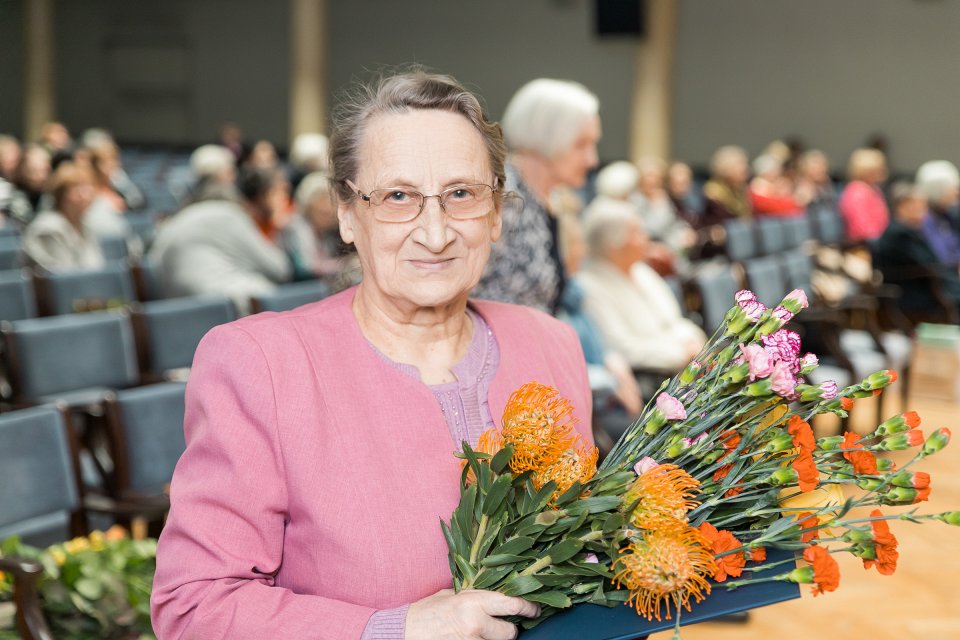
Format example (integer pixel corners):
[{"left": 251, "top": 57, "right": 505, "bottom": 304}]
[
  {"left": 339, "top": 109, "right": 502, "bottom": 309},
  {"left": 550, "top": 115, "right": 601, "bottom": 189}
]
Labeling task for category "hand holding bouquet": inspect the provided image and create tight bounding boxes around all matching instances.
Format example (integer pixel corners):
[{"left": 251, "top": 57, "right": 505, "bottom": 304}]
[{"left": 443, "top": 289, "right": 959, "bottom": 637}]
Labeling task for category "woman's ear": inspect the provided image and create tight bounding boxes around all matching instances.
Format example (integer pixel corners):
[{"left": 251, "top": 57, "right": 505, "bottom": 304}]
[
  {"left": 337, "top": 202, "right": 356, "bottom": 245},
  {"left": 489, "top": 203, "right": 503, "bottom": 243}
]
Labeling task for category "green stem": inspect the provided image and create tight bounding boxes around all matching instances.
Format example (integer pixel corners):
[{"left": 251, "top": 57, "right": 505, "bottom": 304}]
[{"left": 469, "top": 514, "right": 489, "bottom": 566}]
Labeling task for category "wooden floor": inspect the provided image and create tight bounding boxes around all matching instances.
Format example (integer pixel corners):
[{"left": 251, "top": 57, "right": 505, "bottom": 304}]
[{"left": 651, "top": 387, "right": 960, "bottom": 640}]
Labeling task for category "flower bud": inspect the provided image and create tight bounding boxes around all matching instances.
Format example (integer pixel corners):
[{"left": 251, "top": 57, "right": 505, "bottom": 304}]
[
  {"left": 881, "top": 486, "right": 930, "bottom": 505},
  {"left": 743, "top": 379, "right": 774, "bottom": 397},
  {"left": 857, "top": 477, "right": 885, "bottom": 491},
  {"left": 937, "top": 511, "right": 960, "bottom": 526},
  {"left": 842, "top": 528, "right": 874, "bottom": 544},
  {"left": 680, "top": 360, "right": 702, "bottom": 385},
  {"left": 644, "top": 410, "right": 667, "bottom": 435},
  {"left": 787, "top": 566, "right": 815, "bottom": 584},
  {"left": 800, "top": 353, "right": 819, "bottom": 375},
  {"left": 763, "top": 434, "right": 796, "bottom": 453},
  {"left": 890, "top": 470, "right": 930, "bottom": 490},
  {"left": 722, "top": 362, "right": 751, "bottom": 385},
  {"left": 779, "top": 288, "right": 810, "bottom": 314},
  {"left": 768, "top": 467, "right": 800, "bottom": 485},
  {"left": 922, "top": 427, "right": 951, "bottom": 456},
  {"left": 878, "top": 429, "right": 925, "bottom": 451},
  {"left": 861, "top": 370, "right": 898, "bottom": 391},
  {"left": 816, "top": 435, "right": 845, "bottom": 451},
  {"left": 875, "top": 458, "right": 897, "bottom": 472},
  {"left": 876, "top": 411, "right": 921, "bottom": 436},
  {"left": 702, "top": 450, "right": 725, "bottom": 465}
]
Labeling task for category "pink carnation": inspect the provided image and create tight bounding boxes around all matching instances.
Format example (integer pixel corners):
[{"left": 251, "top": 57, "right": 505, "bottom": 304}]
[
  {"left": 681, "top": 433, "right": 709, "bottom": 448},
  {"left": 741, "top": 300, "right": 767, "bottom": 321},
  {"left": 583, "top": 553, "right": 600, "bottom": 564},
  {"left": 763, "top": 329, "right": 802, "bottom": 372},
  {"left": 819, "top": 380, "right": 839, "bottom": 400},
  {"left": 735, "top": 290, "right": 758, "bottom": 305},
  {"left": 801, "top": 353, "right": 818, "bottom": 368},
  {"left": 656, "top": 393, "right": 687, "bottom": 420},
  {"left": 772, "top": 305, "right": 794, "bottom": 323},
  {"left": 785, "top": 288, "right": 809, "bottom": 309},
  {"left": 634, "top": 457, "right": 660, "bottom": 475},
  {"left": 769, "top": 360, "right": 798, "bottom": 398},
  {"left": 740, "top": 343, "right": 774, "bottom": 380}
]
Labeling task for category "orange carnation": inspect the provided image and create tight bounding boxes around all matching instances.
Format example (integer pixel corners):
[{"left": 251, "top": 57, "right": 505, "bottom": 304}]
[
  {"left": 796, "top": 511, "right": 820, "bottom": 543},
  {"left": 791, "top": 449, "right": 820, "bottom": 492},
  {"left": 788, "top": 415, "right": 815, "bottom": 452},
  {"left": 803, "top": 545, "right": 840, "bottom": 596},
  {"left": 698, "top": 521, "right": 746, "bottom": 582},
  {"left": 862, "top": 509, "right": 899, "bottom": 576},
  {"left": 841, "top": 431, "right": 878, "bottom": 476},
  {"left": 750, "top": 547, "right": 767, "bottom": 563}
]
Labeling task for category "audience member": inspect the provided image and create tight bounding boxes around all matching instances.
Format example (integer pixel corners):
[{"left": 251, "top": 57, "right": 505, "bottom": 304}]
[
  {"left": 874, "top": 182, "right": 960, "bottom": 320},
  {"left": 0, "top": 135, "right": 21, "bottom": 181},
  {"left": 288, "top": 133, "right": 329, "bottom": 191},
  {"left": 916, "top": 160, "right": 960, "bottom": 270},
  {"left": 242, "top": 139, "right": 280, "bottom": 170},
  {"left": 80, "top": 128, "right": 146, "bottom": 210},
  {"left": 839, "top": 148, "right": 889, "bottom": 243},
  {"left": 701, "top": 145, "right": 752, "bottom": 226},
  {"left": 556, "top": 213, "right": 642, "bottom": 441},
  {"left": 749, "top": 153, "right": 805, "bottom": 216},
  {"left": 39, "top": 121, "right": 73, "bottom": 158},
  {"left": 149, "top": 166, "right": 293, "bottom": 314},
  {"left": 4, "top": 144, "right": 52, "bottom": 228},
  {"left": 474, "top": 78, "right": 600, "bottom": 314},
  {"left": 666, "top": 161, "right": 703, "bottom": 226},
  {"left": 217, "top": 122, "right": 247, "bottom": 162},
  {"left": 283, "top": 171, "right": 360, "bottom": 290},
  {"left": 186, "top": 144, "right": 239, "bottom": 203},
  {"left": 796, "top": 149, "right": 837, "bottom": 210},
  {"left": 578, "top": 199, "right": 706, "bottom": 373},
  {"left": 22, "top": 162, "right": 105, "bottom": 271},
  {"left": 633, "top": 157, "right": 697, "bottom": 258}
]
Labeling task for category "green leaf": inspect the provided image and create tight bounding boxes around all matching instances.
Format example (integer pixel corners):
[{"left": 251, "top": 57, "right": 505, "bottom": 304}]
[
  {"left": 475, "top": 514, "right": 505, "bottom": 560},
  {"left": 490, "top": 445, "right": 514, "bottom": 474},
  {"left": 454, "top": 554, "right": 477, "bottom": 583},
  {"left": 555, "top": 481, "right": 583, "bottom": 507},
  {"left": 482, "top": 474, "right": 514, "bottom": 516},
  {"left": 543, "top": 538, "right": 584, "bottom": 564},
  {"left": 499, "top": 574, "right": 543, "bottom": 596},
  {"left": 74, "top": 577, "right": 104, "bottom": 600},
  {"left": 471, "top": 564, "right": 515, "bottom": 590},
  {"left": 481, "top": 553, "right": 532, "bottom": 567},
  {"left": 602, "top": 513, "right": 625, "bottom": 534},
  {"left": 594, "top": 470, "right": 637, "bottom": 494},
  {"left": 525, "top": 590, "right": 572, "bottom": 608},
  {"left": 492, "top": 536, "right": 536, "bottom": 556},
  {"left": 564, "top": 496, "right": 622, "bottom": 516},
  {"left": 526, "top": 480, "right": 557, "bottom": 515}
]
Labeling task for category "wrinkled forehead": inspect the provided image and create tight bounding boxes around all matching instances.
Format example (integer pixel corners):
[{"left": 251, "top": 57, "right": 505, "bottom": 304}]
[{"left": 356, "top": 109, "right": 491, "bottom": 186}]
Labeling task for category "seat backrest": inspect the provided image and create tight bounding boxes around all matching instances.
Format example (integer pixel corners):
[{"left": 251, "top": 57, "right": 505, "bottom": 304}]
[
  {"left": 99, "top": 235, "right": 130, "bottom": 262},
  {"left": 662, "top": 275, "right": 687, "bottom": 315},
  {"left": 0, "top": 226, "right": 21, "bottom": 240},
  {"left": 811, "top": 207, "right": 845, "bottom": 245},
  {"left": 251, "top": 280, "right": 331, "bottom": 314},
  {"left": 757, "top": 219, "right": 788, "bottom": 255},
  {"left": 743, "top": 255, "right": 788, "bottom": 307},
  {"left": 2, "top": 311, "right": 140, "bottom": 402},
  {"left": 36, "top": 263, "right": 137, "bottom": 315},
  {"left": 781, "top": 248, "right": 814, "bottom": 297},
  {"left": 693, "top": 264, "right": 742, "bottom": 332},
  {"left": 781, "top": 215, "right": 813, "bottom": 249},
  {"left": 133, "top": 295, "right": 237, "bottom": 375},
  {"left": 105, "top": 381, "right": 187, "bottom": 495},
  {"left": 0, "top": 237, "right": 23, "bottom": 270},
  {"left": 723, "top": 220, "right": 758, "bottom": 261},
  {"left": 0, "top": 405, "right": 82, "bottom": 546},
  {"left": 0, "top": 269, "right": 37, "bottom": 322}
]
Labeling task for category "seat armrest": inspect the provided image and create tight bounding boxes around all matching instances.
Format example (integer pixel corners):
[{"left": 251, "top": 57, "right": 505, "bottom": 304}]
[{"left": 0, "top": 556, "right": 54, "bottom": 640}]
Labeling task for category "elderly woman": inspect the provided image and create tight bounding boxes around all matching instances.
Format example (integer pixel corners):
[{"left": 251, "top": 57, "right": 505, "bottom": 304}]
[
  {"left": 22, "top": 161, "right": 105, "bottom": 271},
  {"left": 473, "top": 78, "right": 600, "bottom": 314},
  {"left": 838, "top": 148, "right": 890, "bottom": 243},
  {"left": 916, "top": 160, "right": 960, "bottom": 269},
  {"left": 701, "top": 144, "right": 751, "bottom": 226},
  {"left": 150, "top": 71, "right": 593, "bottom": 639},
  {"left": 578, "top": 198, "right": 705, "bottom": 374}
]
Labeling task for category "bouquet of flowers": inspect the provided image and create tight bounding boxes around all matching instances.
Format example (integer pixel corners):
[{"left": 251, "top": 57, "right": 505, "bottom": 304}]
[
  {"left": 0, "top": 526, "right": 156, "bottom": 640},
  {"left": 443, "top": 289, "right": 959, "bottom": 637}
]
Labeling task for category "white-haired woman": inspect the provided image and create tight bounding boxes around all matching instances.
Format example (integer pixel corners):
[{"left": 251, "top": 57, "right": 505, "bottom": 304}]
[
  {"left": 473, "top": 78, "right": 600, "bottom": 314},
  {"left": 916, "top": 160, "right": 960, "bottom": 269}
]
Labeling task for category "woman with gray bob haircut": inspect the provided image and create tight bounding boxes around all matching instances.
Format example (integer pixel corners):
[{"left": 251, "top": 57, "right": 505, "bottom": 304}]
[
  {"left": 151, "top": 70, "right": 593, "bottom": 640},
  {"left": 916, "top": 160, "right": 960, "bottom": 269},
  {"left": 474, "top": 78, "right": 601, "bottom": 314}
]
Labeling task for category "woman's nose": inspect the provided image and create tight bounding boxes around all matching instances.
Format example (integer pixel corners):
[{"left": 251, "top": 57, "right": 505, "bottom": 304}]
[{"left": 417, "top": 196, "right": 453, "bottom": 251}]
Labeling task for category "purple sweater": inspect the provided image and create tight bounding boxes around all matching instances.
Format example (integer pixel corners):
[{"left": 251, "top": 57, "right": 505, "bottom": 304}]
[{"left": 151, "top": 286, "right": 593, "bottom": 639}]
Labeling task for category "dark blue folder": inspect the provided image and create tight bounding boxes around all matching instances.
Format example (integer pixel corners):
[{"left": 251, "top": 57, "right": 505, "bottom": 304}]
[{"left": 522, "top": 549, "right": 800, "bottom": 639}]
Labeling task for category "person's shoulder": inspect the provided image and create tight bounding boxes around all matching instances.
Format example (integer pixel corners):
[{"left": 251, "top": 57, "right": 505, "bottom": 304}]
[
  {"left": 223, "top": 285, "right": 355, "bottom": 339},
  {"left": 25, "top": 210, "right": 69, "bottom": 235}
]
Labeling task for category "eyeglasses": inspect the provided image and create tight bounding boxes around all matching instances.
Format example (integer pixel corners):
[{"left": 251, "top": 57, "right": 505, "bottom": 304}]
[{"left": 346, "top": 179, "right": 499, "bottom": 223}]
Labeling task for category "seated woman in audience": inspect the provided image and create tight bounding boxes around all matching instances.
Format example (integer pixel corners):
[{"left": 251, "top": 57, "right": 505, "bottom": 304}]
[
  {"left": 148, "top": 166, "right": 293, "bottom": 314},
  {"left": 288, "top": 132, "right": 329, "bottom": 191},
  {"left": 874, "top": 182, "right": 960, "bottom": 320},
  {"left": 839, "top": 148, "right": 889, "bottom": 243},
  {"left": 22, "top": 162, "right": 105, "bottom": 271},
  {"left": 916, "top": 160, "right": 960, "bottom": 271},
  {"left": 5, "top": 144, "right": 52, "bottom": 228},
  {"left": 82, "top": 137, "right": 143, "bottom": 257},
  {"left": 795, "top": 149, "right": 837, "bottom": 210},
  {"left": 80, "top": 127, "right": 146, "bottom": 210},
  {"left": 184, "top": 144, "right": 240, "bottom": 204},
  {"left": 749, "top": 153, "right": 806, "bottom": 216},
  {"left": 666, "top": 160, "right": 703, "bottom": 225},
  {"left": 701, "top": 144, "right": 751, "bottom": 226},
  {"left": 282, "top": 171, "right": 360, "bottom": 290},
  {"left": 151, "top": 70, "right": 590, "bottom": 639},
  {"left": 0, "top": 134, "right": 21, "bottom": 182},
  {"left": 578, "top": 198, "right": 706, "bottom": 374},
  {"left": 474, "top": 78, "right": 601, "bottom": 314},
  {"left": 556, "top": 212, "right": 642, "bottom": 443}
]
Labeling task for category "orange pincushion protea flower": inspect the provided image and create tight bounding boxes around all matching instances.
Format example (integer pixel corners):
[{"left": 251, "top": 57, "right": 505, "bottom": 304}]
[
  {"left": 698, "top": 521, "right": 746, "bottom": 581},
  {"left": 803, "top": 545, "right": 841, "bottom": 596},
  {"left": 625, "top": 464, "right": 701, "bottom": 531},
  {"left": 863, "top": 509, "right": 899, "bottom": 576},
  {"left": 532, "top": 441, "right": 599, "bottom": 501},
  {"left": 613, "top": 526, "right": 716, "bottom": 621},
  {"left": 500, "top": 382, "right": 577, "bottom": 474}
]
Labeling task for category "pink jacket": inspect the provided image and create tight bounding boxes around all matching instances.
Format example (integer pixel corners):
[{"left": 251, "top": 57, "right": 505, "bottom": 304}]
[
  {"left": 150, "top": 286, "right": 593, "bottom": 639},
  {"left": 839, "top": 180, "right": 890, "bottom": 242}
]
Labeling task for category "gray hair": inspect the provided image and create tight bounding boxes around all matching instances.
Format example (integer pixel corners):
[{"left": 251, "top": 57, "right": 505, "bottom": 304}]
[
  {"left": 710, "top": 145, "right": 748, "bottom": 180},
  {"left": 295, "top": 171, "right": 333, "bottom": 209},
  {"left": 595, "top": 161, "right": 638, "bottom": 200},
  {"left": 501, "top": 78, "right": 599, "bottom": 158},
  {"left": 330, "top": 69, "right": 506, "bottom": 204},
  {"left": 582, "top": 196, "right": 642, "bottom": 259},
  {"left": 290, "top": 133, "right": 329, "bottom": 173},
  {"left": 915, "top": 160, "right": 960, "bottom": 204},
  {"left": 190, "top": 144, "right": 235, "bottom": 179}
]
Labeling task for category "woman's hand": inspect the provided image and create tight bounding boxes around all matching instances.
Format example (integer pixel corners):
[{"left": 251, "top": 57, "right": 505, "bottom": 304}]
[{"left": 405, "top": 588, "right": 540, "bottom": 640}]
